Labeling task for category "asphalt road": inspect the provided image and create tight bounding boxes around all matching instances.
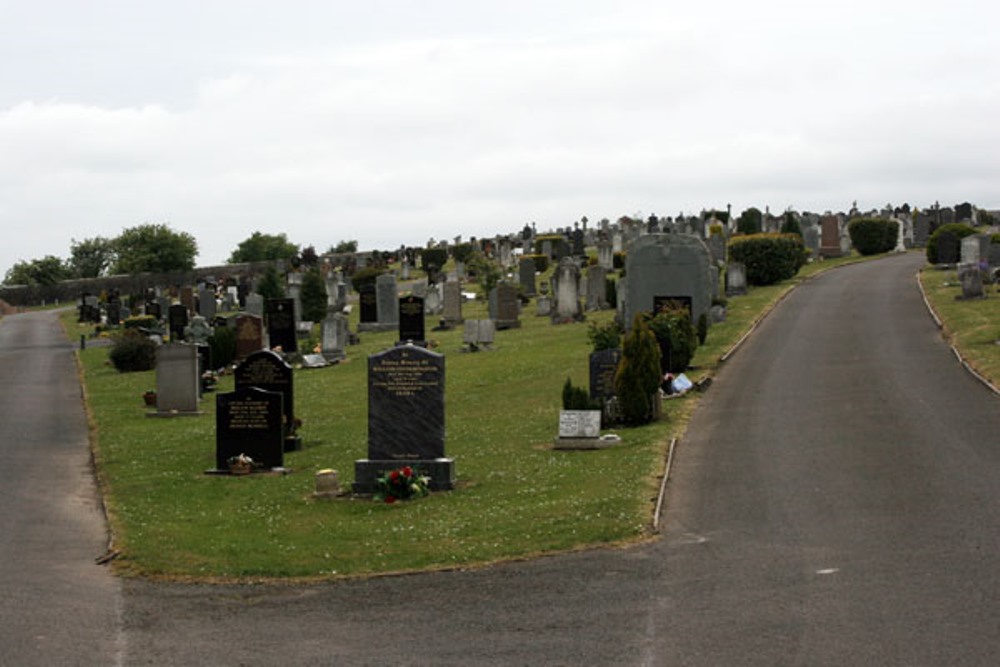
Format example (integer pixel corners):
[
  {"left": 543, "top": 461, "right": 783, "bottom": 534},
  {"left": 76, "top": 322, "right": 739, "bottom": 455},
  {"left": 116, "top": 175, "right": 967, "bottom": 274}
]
[
  {"left": 0, "top": 311, "right": 122, "bottom": 666},
  {"left": 3, "top": 252, "right": 999, "bottom": 665}
]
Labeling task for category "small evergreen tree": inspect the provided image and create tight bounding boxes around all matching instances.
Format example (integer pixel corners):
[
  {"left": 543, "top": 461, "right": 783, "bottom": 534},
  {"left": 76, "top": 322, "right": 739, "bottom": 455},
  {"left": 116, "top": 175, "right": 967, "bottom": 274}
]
[
  {"left": 299, "top": 268, "right": 329, "bottom": 322},
  {"left": 256, "top": 265, "right": 285, "bottom": 300},
  {"left": 615, "top": 314, "right": 662, "bottom": 426}
]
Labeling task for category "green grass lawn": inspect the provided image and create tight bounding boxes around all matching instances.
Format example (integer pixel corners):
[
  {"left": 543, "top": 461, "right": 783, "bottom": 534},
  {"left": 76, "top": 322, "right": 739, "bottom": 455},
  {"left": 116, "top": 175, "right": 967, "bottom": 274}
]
[
  {"left": 66, "top": 251, "right": 881, "bottom": 582},
  {"left": 918, "top": 264, "right": 1000, "bottom": 387}
]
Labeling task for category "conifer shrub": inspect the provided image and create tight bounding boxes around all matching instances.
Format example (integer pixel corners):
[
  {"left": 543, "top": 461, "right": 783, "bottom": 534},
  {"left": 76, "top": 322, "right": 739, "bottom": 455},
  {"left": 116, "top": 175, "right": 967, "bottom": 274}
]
[
  {"left": 614, "top": 314, "right": 662, "bottom": 426},
  {"left": 208, "top": 326, "right": 237, "bottom": 370},
  {"left": 847, "top": 217, "right": 898, "bottom": 255},
  {"left": 647, "top": 305, "right": 698, "bottom": 374},
  {"left": 926, "top": 223, "right": 977, "bottom": 264},
  {"left": 728, "top": 233, "right": 807, "bottom": 285},
  {"left": 108, "top": 330, "right": 158, "bottom": 373},
  {"left": 562, "top": 377, "right": 599, "bottom": 410}
]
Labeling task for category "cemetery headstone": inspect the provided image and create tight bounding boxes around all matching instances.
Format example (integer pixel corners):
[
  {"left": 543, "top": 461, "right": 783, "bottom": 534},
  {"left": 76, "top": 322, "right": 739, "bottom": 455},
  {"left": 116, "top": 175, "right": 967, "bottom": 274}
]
[
  {"left": 215, "top": 387, "right": 284, "bottom": 471},
  {"left": 168, "top": 304, "right": 189, "bottom": 342},
  {"left": 935, "top": 231, "right": 960, "bottom": 265},
  {"left": 519, "top": 257, "right": 537, "bottom": 296},
  {"left": 623, "top": 234, "right": 713, "bottom": 329},
  {"left": 354, "top": 344, "right": 455, "bottom": 492},
  {"left": 398, "top": 295, "right": 426, "bottom": 344},
  {"left": 145, "top": 300, "right": 162, "bottom": 321},
  {"left": 235, "top": 349, "right": 299, "bottom": 451},
  {"left": 376, "top": 274, "right": 399, "bottom": 328},
  {"left": 321, "top": 312, "right": 348, "bottom": 362},
  {"left": 958, "top": 263, "right": 984, "bottom": 299},
  {"left": 597, "top": 241, "right": 613, "bottom": 270},
  {"left": 462, "top": 319, "right": 495, "bottom": 351},
  {"left": 152, "top": 343, "right": 201, "bottom": 415},
  {"left": 726, "top": 262, "right": 748, "bottom": 296},
  {"left": 266, "top": 298, "right": 298, "bottom": 353},
  {"left": 442, "top": 280, "right": 463, "bottom": 326},
  {"left": 180, "top": 287, "right": 196, "bottom": 313},
  {"left": 198, "top": 288, "right": 216, "bottom": 319},
  {"left": 552, "top": 257, "right": 583, "bottom": 322},
  {"left": 585, "top": 265, "right": 608, "bottom": 311},
  {"left": 589, "top": 348, "right": 622, "bottom": 401},
  {"left": 490, "top": 282, "right": 521, "bottom": 329},
  {"left": 819, "top": 216, "right": 842, "bottom": 258},
  {"left": 358, "top": 283, "right": 378, "bottom": 325},
  {"left": 245, "top": 293, "right": 264, "bottom": 317},
  {"left": 425, "top": 283, "right": 443, "bottom": 315},
  {"left": 235, "top": 313, "right": 265, "bottom": 361}
]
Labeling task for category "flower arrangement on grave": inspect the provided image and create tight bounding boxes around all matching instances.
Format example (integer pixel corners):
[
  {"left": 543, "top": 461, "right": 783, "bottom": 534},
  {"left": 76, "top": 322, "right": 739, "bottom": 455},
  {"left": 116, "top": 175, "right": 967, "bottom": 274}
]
[
  {"left": 374, "top": 466, "right": 431, "bottom": 503},
  {"left": 227, "top": 453, "right": 254, "bottom": 475}
]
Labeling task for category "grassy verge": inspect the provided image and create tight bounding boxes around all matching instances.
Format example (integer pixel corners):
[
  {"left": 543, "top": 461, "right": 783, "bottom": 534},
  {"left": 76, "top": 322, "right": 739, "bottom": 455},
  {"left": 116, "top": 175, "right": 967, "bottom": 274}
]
[
  {"left": 918, "top": 265, "right": 1000, "bottom": 387},
  {"left": 67, "top": 252, "right": 875, "bottom": 581}
]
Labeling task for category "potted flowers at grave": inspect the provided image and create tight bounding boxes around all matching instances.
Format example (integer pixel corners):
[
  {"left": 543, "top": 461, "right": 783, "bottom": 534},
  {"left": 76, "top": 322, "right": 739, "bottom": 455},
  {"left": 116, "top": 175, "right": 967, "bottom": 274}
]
[
  {"left": 374, "top": 466, "right": 431, "bottom": 504},
  {"left": 227, "top": 453, "right": 254, "bottom": 476}
]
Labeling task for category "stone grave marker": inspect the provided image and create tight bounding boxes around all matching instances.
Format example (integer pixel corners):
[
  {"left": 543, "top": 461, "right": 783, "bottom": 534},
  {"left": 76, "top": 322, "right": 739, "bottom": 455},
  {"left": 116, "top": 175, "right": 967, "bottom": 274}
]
[
  {"left": 425, "top": 283, "right": 443, "bottom": 315},
  {"left": 168, "top": 304, "right": 189, "bottom": 342},
  {"left": 398, "top": 295, "right": 426, "bottom": 344},
  {"left": 519, "top": 257, "right": 537, "bottom": 296},
  {"left": 152, "top": 343, "right": 201, "bottom": 415},
  {"left": 589, "top": 348, "right": 621, "bottom": 401},
  {"left": 462, "top": 319, "right": 495, "bottom": 351},
  {"left": 266, "top": 298, "right": 297, "bottom": 353},
  {"left": 235, "top": 313, "right": 265, "bottom": 361},
  {"left": 726, "top": 262, "right": 747, "bottom": 296},
  {"left": 215, "top": 386, "right": 284, "bottom": 471},
  {"left": 935, "top": 231, "right": 960, "bottom": 265},
  {"left": 354, "top": 344, "right": 455, "bottom": 492},
  {"left": 145, "top": 300, "right": 162, "bottom": 321},
  {"left": 198, "top": 288, "right": 216, "bottom": 320},
  {"left": 321, "top": 312, "right": 348, "bottom": 362},
  {"left": 597, "top": 241, "right": 613, "bottom": 270},
  {"left": 358, "top": 283, "right": 377, "bottom": 325},
  {"left": 958, "top": 263, "right": 984, "bottom": 299},
  {"left": 585, "top": 265, "right": 608, "bottom": 311},
  {"left": 623, "top": 234, "right": 713, "bottom": 329},
  {"left": 376, "top": 273, "right": 399, "bottom": 329},
  {"left": 235, "top": 349, "right": 299, "bottom": 451},
  {"left": 819, "top": 216, "right": 842, "bottom": 258},
  {"left": 442, "top": 280, "right": 463, "bottom": 326},
  {"left": 552, "top": 257, "right": 583, "bottom": 322},
  {"left": 490, "top": 282, "right": 521, "bottom": 329},
  {"left": 245, "top": 293, "right": 264, "bottom": 317}
]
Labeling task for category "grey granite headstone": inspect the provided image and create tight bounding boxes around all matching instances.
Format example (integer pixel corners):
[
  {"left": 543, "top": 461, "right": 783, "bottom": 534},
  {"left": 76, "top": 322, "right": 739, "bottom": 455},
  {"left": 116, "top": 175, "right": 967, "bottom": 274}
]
[
  {"left": 442, "top": 280, "right": 463, "bottom": 325},
  {"left": 958, "top": 263, "right": 984, "bottom": 299},
  {"left": 490, "top": 282, "right": 521, "bottom": 329},
  {"left": 585, "top": 265, "right": 608, "bottom": 311},
  {"left": 519, "top": 257, "right": 537, "bottom": 296},
  {"left": 153, "top": 343, "right": 201, "bottom": 415},
  {"left": 726, "top": 262, "right": 747, "bottom": 296},
  {"left": 198, "top": 288, "right": 216, "bottom": 320},
  {"left": 552, "top": 257, "right": 583, "bottom": 322},
  {"left": 321, "top": 312, "right": 348, "bottom": 362},
  {"left": 245, "top": 293, "right": 264, "bottom": 317},
  {"left": 354, "top": 345, "right": 455, "bottom": 492},
  {"left": 623, "top": 234, "right": 713, "bottom": 329}
]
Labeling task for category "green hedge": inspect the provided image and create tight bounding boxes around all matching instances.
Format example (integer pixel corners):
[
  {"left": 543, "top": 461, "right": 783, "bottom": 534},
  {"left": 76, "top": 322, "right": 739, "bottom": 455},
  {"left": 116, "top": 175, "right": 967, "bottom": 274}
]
[
  {"left": 847, "top": 217, "right": 898, "bottom": 255},
  {"left": 727, "top": 233, "right": 807, "bottom": 286},
  {"left": 926, "top": 223, "right": 977, "bottom": 264},
  {"left": 108, "top": 331, "right": 158, "bottom": 373},
  {"left": 522, "top": 253, "right": 549, "bottom": 273}
]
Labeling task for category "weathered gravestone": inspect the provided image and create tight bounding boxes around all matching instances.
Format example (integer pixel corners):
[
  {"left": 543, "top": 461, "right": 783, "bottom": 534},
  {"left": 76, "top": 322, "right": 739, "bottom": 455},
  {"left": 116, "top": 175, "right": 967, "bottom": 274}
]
[
  {"left": 462, "top": 319, "right": 495, "bottom": 351},
  {"left": 321, "top": 312, "right": 348, "bottom": 362},
  {"left": 623, "top": 234, "right": 713, "bottom": 329},
  {"left": 266, "top": 298, "right": 297, "bottom": 353},
  {"left": 424, "top": 283, "right": 442, "bottom": 316},
  {"left": 245, "top": 293, "right": 264, "bottom": 317},
  {"left": 551, "top": 257, "right": 583, "bottom": 322},
  {"left": 198, "top": 288, "right": 216, "bottom": 320},
  {"left": 726, "top": 262, "right": 748, "bottom": 296},
  {"left": 168, "top": 304, "right": 189, "bottom": 342},
  {"left": 586, "top": 265, "right": 608, "bottom": 311},
  {"left": 214, "top": 387, "right": 284, "bottom": 471},
  {"left": 819, "top": 216, "right": 842, "bottom": 258},
  {"left": 235, "top": 313, "right": 265, "bottom": 361},
  {"left": 958, "top": 264, "right": 984, "bottom": 299},
  {"left": 376, "top": 274, "right": 399, "bottom": 330},
  {"left": 597, "top": 241, "right": 614, "bottom": 270},
  {"left": 151, "top": 343, "right": 201, "bottom": 415},
  {"left": 489, "top": 282, "right": 521, "bottom": 329},
  {"left": 235, "top": 349, "right": 300, "bottom": 451},
  {"left": 398, "top": 295, "right": 426, "bottom": 344},
  {"left": 442, "top": 280, "right": 463, "bottom": 326},
  {"left": 354, "top": 345, "right": 455, "bottom": 492},
  {"left": 935, "top": 231, "right": 960, "bottom": 265},
  {"left": 519, "top": 257, "right": 537, "bottom": 296}
]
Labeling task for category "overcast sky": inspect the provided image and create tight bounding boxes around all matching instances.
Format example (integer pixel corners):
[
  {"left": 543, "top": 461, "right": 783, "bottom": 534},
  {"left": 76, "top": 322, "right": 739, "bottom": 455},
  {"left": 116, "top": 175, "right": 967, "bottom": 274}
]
[{"left": 2, "top": 0, "right": 997, "bottom": 276}]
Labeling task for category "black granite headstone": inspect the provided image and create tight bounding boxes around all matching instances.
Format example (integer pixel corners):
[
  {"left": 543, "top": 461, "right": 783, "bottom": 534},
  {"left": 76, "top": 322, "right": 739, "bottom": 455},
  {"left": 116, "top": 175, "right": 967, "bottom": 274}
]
[
  {"left": 265, "top": 298, "right": 297, "bottom": 353},
  {"left": 589, "top": 348, "right": 622, "bottom": 401},
  {"left": 359, "top": 284, "right": 377, "bottom": 324},
  {"left": 398, "top": 295, "right": 425, "bottom": 344},
  {"left": 168, "top": 304, "right": 188, "bottom": 341},
  {"left": 367, "top": 345, "right": 444, "bottom": 460},
  {"left": 215, "top": 387, "right": 284, "bottom": 470},
  {"left": 935, "top": 231, "right": 960, "bottom": 264},
  {"left": 234, "top": 350, "right": 295, "bottom": 439},
  {"left": 146, "top": 301, "right": 162, "bottom": 321}
]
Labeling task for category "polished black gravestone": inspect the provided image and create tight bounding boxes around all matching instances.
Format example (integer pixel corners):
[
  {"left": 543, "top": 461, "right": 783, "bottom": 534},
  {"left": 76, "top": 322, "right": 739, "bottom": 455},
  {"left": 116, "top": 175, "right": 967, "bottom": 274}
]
[
  {"left": 589, "top": 348, "right": 622, "bottom": 401},
  {"left": 358, "top": 283, "right": 377, "bottom": 324},
  {"left": 234, "top": 349, "right": 301, "bottom": 451},
  {"left": 354, "top": 344, "right": 455, "bottom": 493},
  {"left": 266, "top": 298, "right": 298, "bottom": 353},
  {"left": 398, "top": 295, "right": 426, "bottom": 345},
  {"left": 168, "top": 304, "right": 188, "bottom": 342},
  {"left": 214, "top": 387, "right": 284, "bottom": 471}
]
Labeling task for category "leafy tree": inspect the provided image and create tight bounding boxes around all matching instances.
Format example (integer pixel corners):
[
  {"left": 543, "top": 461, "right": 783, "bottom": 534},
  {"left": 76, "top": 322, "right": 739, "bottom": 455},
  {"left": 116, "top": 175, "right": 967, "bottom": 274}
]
[
  {"left": 69, "top": 236, "right": 115, "bottom": 278},
  {"left": 228, "top": 232, "right": 298, "bottom": 264},
  {"left": 467, "top": 251, "right": 502, "bottom": 298},
  {"left": 780, "top": 212, "right": 802, "bottom": 237},
  {"left": 451, "top": 243, "right": 475, "bottom": 265},
  {"left": 256, "top": 265, "right": 285, "bottom": 300},
  {"left": 113, "top": 223, "right": 197, "bottom": 274},
  {"left": 299, "top": 245, "right": 320, "bottom": 268},
  {"left": 614, "top": 314, "right": 662, "bottom": 426},
  {"left": 330, "top": 239, "right": 358, "bottom": 254},
  {"left": 647, "top": 305, "right": 699, "bottom": 374},
  {"left": 3, "top": 255, "right": 72, "bottom": 286},
  {"left": 737, "top": 207, "right": 762, "bottom": 235},
  {"left": 300, "top": 268, "right": 328, "bottom": 322}
]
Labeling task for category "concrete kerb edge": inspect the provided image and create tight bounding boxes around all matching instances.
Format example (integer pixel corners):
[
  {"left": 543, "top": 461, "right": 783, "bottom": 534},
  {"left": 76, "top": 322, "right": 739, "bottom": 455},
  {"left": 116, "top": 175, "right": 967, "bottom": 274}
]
[
  {"left": 652, "top": 437, "right": 678, "bottom": 533},
  {"left": 916, "top": 267, "right": 1000, "bottom": 397}
]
